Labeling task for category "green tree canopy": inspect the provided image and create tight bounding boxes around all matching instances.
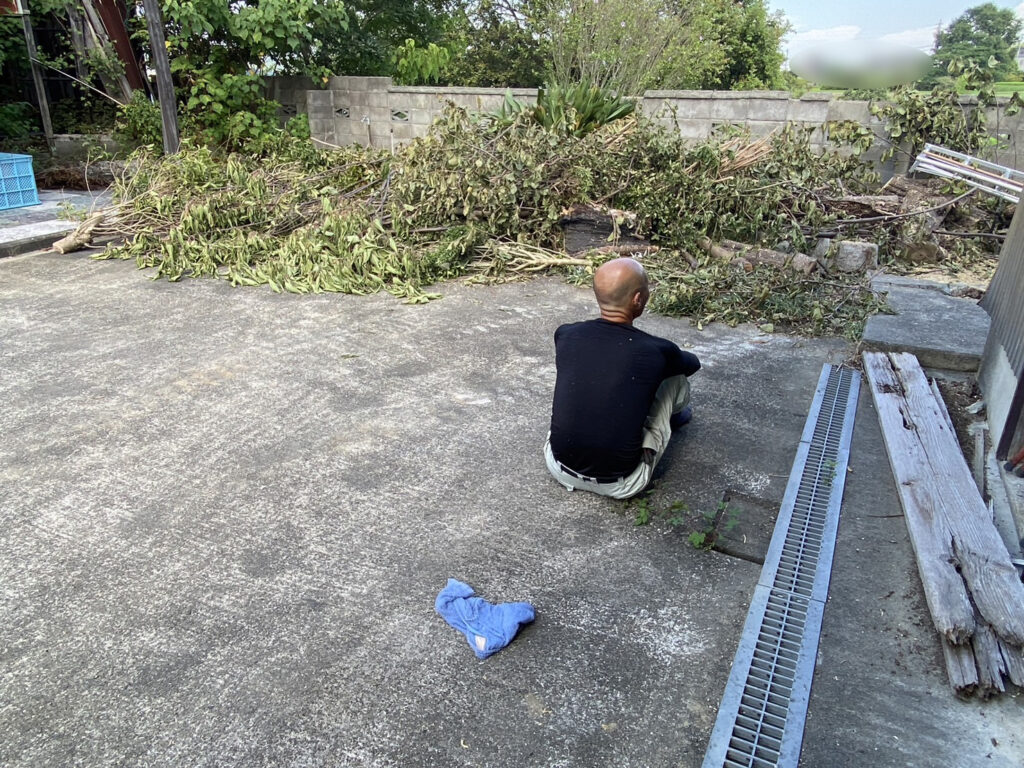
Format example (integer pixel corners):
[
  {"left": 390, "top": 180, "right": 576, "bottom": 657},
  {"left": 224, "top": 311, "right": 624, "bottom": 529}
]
[
  {"left": 926, "top": 3, "right": 1023, "bottom": 85},
  {"left": 324, "top": 1, "right": 450, "bottom": 77},
  {"left": 545, "top": 0, "right": 787, "bottom": 94},
  {"left": 442, "top": 1, "right": 552, "bottom": 87}
]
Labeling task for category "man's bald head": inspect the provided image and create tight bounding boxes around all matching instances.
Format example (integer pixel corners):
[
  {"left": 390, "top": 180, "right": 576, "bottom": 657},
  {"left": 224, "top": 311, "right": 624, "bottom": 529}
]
[{"left": 593, "top": 258, "right": 649, "bottom": 322}]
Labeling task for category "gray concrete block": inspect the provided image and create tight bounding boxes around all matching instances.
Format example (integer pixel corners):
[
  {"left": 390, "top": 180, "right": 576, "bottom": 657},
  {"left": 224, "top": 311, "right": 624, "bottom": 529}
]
[
  {"left": 388, "top": 93, "right": 416, "bottom": 111},
  {"left": 327, "top": 76, "right": 352, "bottom": 90},
  {"left": 645, "top": 90, "right": 716, "bottom": 99},
  {"left": 826, "top": 100, "right": 872, "bottom": 123},
  {"left": 833, "top": 240, "right": 878, "bottom": 272},
  {"left": 743, "top": 98, "right": 790, "bottom": 122},
  {"left": 676, "top": 118, "right": 711, "bottom": 140},
  {"left": 410, "top": 108, "right": 433, "bottom": 126},
  {"left": 366, "top": 92, "right": 390, "bottom": 108},
  {"left": 347, "top": 76, "right": 369, "bottom": 92},
  {"left": 391, "top": 123, "right": 418, "bottom": 141},
  {"left": 787, "top": 98, "right": 831, "bottom": 123},
  {"left": 710, "top": 97, "right": 749, "bottom": 121},
  {"left": 475, "top": 96, "right": 504, "bottom": 112},
  {"left": 308, "top": 118, "right": 334, "bottom": 136},
  {"left": 366, "top": 76, "right": 393, "bottom": 90},
  {"left": 305, "top": 90, "right": 334, "bottom": 108},
  {"left": 334, "top": 117, "right": 356, "bottom": 135},
  {"left": 861, "top": 283, "right": 990, "bottom": 371},
  {"left": 668, "top": 98, "right": 714, "bottom": 119},
  {"left": 746, "top": 120, "right": 785, "bottom": 137}
]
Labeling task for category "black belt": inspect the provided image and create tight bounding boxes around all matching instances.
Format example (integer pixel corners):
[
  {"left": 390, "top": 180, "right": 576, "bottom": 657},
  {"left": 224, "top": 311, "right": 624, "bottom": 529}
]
[{"left": 557, "top": 461, "right": 624, "bottom": 484}]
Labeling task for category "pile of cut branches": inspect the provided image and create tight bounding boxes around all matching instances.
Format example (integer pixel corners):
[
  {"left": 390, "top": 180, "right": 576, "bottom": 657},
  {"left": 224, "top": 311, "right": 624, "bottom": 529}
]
[{"left": 64, "top": 105, "right": 1002, "bottom": 336}]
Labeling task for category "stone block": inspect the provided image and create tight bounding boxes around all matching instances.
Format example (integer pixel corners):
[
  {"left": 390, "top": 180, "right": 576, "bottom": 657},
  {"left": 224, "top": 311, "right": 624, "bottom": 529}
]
[
  {"left": 710, "top": 96, "right": 749, "bottom": 121},
  {"left": 410, "top": 93, "right": 439, "bottom": 110},
  {"left": 327, "top": 76, "right": 352, "bottom": 91},
  {"left": 826, "top": 100, "right": 872, "bottom": 123},
  {"left": 366, "top": 92, "right": 390, "bottom": 108},
  {"left": 446, "top": 94, "right": 478, "bottom": 109},
  {"left": 861, "top": 283, "right": 990, "bottom": 371},
  {"left": 410, "top": 108, "right": 433, "bottom": 126},
  {"left": 744, "top": 98, "right": 790, "bottom": 122},
  {"left": 667, "top": 97, "right": 714, "bottom": 120},
  {"left": 347, "top": 76, "right": 369, "bottom": 92},
  {"left": 747, "top": 120, "right": 784, "bottom": 137},
  {"left": 366, "top": 77, "right": 392, "bottom": 91},
  {"left": 787, "top": 98, "right": 830, "bottom": 123},
  {"left": 367, "top": 107, "right": 391, "bottom": 123},
  {"left": 391, "top": 123, "right": 418, "bottom": 141},
  {"left": 330, "top": 131, "right": 354, "bottom": 149},
  {"left": 834, "top": 240, "right": 878, "bottom": 272},
  {"left": 475, "top": 96, "right": 504, "bottom": 112},
  {"left": 388, "top": 93, "right": 416, "bottom": 111},
  {"left": 676, "top": 119, "right": 710, "bottom": 140},
  {"left": 306, "top": 90, "right": 334, "bottom": 108},
  {"left": 308, "top": 118, "right": 334, "bottom": 136}
]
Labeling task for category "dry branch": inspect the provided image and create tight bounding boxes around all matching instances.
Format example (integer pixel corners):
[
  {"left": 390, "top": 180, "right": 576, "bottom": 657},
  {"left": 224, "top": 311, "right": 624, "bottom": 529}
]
[{"left": 53, "top": 212, "right": 104, "bottom": 254}]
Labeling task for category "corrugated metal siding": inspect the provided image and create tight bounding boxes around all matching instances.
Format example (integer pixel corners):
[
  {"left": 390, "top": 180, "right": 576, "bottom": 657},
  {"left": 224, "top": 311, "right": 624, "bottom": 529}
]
[{"left": 981, "top": 203, "right": 1024, "bottom": 377}]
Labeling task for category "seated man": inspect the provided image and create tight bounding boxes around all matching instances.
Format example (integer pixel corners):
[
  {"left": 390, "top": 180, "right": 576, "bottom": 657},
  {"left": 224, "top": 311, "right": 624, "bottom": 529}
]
[{"left": 544, "top": 257, "right": 701, "bottom": 499}]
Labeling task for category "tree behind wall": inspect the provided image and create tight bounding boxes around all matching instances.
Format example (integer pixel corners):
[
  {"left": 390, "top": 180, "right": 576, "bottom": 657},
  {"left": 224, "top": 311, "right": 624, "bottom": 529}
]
[
  {"left": 324, "top": 0, "right": 450, "bottom": 78},
  {"left": 924, "top": 3, "right": 1023, "bottom": 87},
  {"left": 546, "top": 0, "right": 787, "bottom": 95},
  {"left": 148, "top": 0, "right": 351, "bottom": 146},
  {"left": 442, "top": 0, "right": 551, "bottom": 88}
]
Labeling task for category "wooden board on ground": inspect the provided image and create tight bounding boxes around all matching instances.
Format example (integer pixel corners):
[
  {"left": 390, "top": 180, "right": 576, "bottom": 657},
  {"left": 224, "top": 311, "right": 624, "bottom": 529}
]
[{"left": 863, "top": 351, "right": 1024, "bottom": 696}]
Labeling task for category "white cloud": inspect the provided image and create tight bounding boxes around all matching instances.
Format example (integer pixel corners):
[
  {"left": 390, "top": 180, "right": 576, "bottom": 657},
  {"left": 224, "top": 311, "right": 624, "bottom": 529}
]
[
  {"left": 880, "top": 25, "right": 939, "bottom": 54},
  {"left": 1017, "top": 2, "right": 1024, "bottom": 18},
  {"left": 788, "top": 25, "right": 862, "bottom": 46},
  {"left": 785, "top": 25, "right": 861, "bottom": 58}
]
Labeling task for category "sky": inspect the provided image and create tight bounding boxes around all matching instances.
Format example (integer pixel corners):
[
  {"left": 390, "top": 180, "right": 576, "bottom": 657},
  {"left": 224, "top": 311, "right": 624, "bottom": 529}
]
[{"left": 767, "top": 1, "right": 1024, "bottom": 58}]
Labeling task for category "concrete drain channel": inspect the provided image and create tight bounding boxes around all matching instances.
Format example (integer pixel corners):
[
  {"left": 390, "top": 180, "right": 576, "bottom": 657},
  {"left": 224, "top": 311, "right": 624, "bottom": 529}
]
[{"left": 702, "top": 365, "right": 861, "bottom": 768}]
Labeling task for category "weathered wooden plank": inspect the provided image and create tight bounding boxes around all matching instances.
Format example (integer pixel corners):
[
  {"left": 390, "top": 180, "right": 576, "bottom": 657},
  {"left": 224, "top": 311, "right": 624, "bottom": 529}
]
[
  {"left": 972, "top": 621, "right": 1008, "bottom": 697},
  {"left": 887, "top": 353, "right": 1024, "bottom": 646},
  {"left": 863, "top": 352, "right": 976, "bottom": 643},
  {"left": 998, "top": 639, "right": 1024, "bottom": 687},
  {"left": 929, "top": 378, "right": 956, "bottom": 434},
  {"left": 940, "top": 638, "right": 979, "bottom": 697}
]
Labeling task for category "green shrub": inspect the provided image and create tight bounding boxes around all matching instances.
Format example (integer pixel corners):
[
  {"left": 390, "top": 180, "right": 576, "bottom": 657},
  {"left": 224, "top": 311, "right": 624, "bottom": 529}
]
[{"left": 492, "top": 80, "right": 636, "bottom": 138}]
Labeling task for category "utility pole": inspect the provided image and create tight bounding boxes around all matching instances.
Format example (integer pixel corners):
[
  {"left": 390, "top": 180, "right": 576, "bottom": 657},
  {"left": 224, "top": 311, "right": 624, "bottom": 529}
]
[
  {"left": 17, "top": 1, "right": 55, "bottom": 153},
  {"left": 141, "top": 0, "right": 179, "bottom": 154}
]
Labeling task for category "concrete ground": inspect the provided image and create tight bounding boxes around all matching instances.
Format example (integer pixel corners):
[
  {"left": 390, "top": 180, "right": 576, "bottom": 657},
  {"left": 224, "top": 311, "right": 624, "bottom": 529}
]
[
  {"left": 861, "top": 275, "right": 991, "bottom": 371},
  {"left": 0, "top": 252, "right": 1021, "bottom": 767},
  {"left": 0, "top": 189, "right": 110, "bottom": 259}
]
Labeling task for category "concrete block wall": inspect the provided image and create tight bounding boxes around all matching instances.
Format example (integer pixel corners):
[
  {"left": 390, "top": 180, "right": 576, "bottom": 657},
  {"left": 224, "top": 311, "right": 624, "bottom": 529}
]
[
  {"left": 307, "top": 76, "right": 538, "bottom": 149},
  {"left": 265, "top": 75, "right": 315, "bottom": 126},
  {"left": 278, "top": 76, "right": 1024, "bottom": 172}
]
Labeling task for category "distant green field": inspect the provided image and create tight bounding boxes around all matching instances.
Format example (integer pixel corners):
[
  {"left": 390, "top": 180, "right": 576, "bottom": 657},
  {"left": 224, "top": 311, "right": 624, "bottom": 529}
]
[
  {"left": 992, "top": 81, "right": 1024, "bottom": 95},
  {"left": 804, "top": 82, "right": 1024, "bottom": 97}
]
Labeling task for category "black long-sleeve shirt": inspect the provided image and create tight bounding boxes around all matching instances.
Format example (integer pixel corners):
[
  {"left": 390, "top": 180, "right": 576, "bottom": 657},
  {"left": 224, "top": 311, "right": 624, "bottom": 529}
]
[{"left": 549, "top": 319, "right": 701, "bottom": 478}]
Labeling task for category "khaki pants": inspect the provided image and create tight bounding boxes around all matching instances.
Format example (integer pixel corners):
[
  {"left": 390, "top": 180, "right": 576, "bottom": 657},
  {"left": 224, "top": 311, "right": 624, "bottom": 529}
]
[{"left": 544, "top": 374, "right": 691, "bottom": 500}]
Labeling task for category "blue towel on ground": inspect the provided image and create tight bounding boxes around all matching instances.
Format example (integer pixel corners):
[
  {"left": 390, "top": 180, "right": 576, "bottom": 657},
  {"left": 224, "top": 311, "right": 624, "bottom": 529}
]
[{"left": 435, "top": 578, "right": 535, "bottom": 659}]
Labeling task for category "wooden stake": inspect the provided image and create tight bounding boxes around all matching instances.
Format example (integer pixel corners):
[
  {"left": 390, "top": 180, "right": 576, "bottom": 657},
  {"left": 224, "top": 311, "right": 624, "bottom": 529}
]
[
  {"left": 141, "top": 0, "right": 179, "bottom": 154},
  {"left": 20, "top": 2, "right": 54, "bottom": 153}
]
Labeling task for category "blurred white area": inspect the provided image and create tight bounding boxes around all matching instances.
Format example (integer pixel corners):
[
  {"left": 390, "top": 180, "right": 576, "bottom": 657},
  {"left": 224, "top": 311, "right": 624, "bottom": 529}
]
[{"left": 790, "top": 40, "right": 932, "bottom": 89}]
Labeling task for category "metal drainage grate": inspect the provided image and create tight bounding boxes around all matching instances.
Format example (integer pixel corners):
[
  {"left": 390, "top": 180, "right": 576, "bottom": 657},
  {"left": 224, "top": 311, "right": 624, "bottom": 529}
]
[{"left": 703, "top": 365, "right": 860, "bottom": 768}]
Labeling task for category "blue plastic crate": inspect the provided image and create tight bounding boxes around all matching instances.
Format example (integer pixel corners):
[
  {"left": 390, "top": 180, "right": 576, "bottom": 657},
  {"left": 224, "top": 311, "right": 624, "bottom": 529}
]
[{"left": 0, "top": 152, "right": 41, "bottom": 211}]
